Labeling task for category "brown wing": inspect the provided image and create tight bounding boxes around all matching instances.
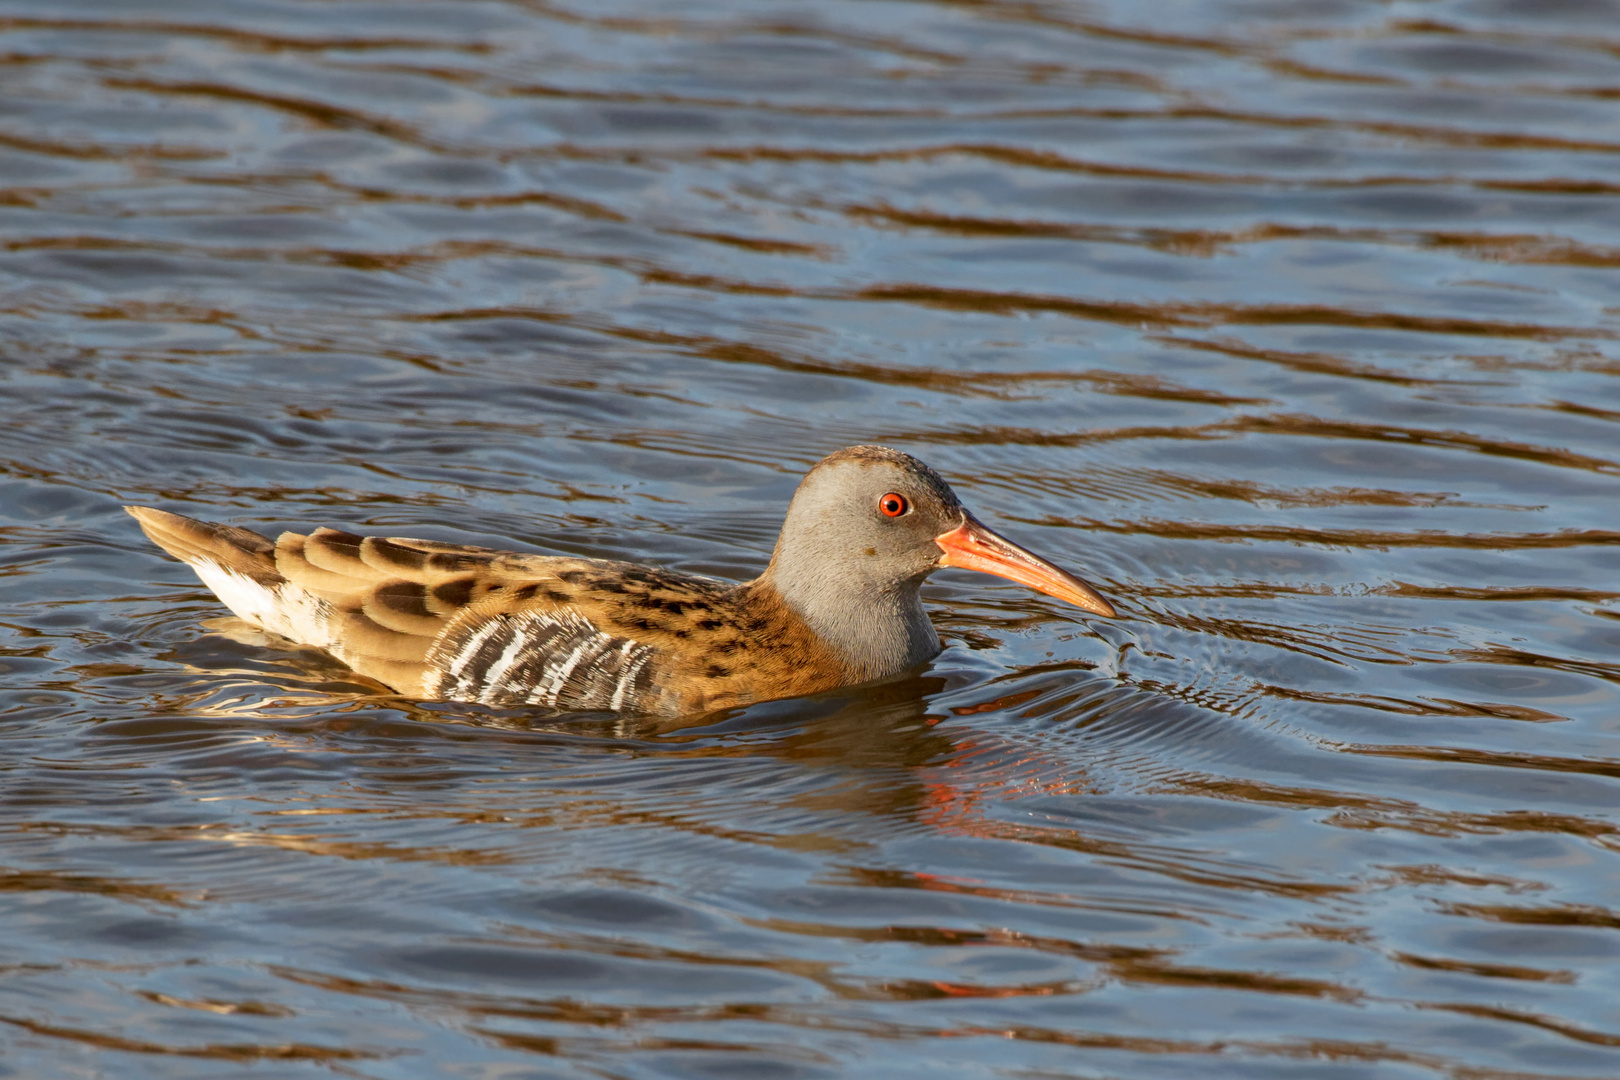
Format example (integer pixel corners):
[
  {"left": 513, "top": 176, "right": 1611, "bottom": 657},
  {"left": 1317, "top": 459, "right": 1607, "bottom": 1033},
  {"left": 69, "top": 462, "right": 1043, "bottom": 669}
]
[
  {"left": 129, "top": 507, "right": 630, "bottom": 695},
  {"left": 265, "top": 526, "right": 570, "bottom": 694},
  {"left": 129, "top": 507, "right": 741, "bottom": 711}
]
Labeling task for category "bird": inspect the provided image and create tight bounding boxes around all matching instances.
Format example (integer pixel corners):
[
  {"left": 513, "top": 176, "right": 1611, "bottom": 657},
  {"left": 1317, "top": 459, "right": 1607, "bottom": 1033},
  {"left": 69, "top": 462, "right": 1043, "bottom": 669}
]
[{"left": 127, "top": 445, "right": 1116, "bottom": 716}]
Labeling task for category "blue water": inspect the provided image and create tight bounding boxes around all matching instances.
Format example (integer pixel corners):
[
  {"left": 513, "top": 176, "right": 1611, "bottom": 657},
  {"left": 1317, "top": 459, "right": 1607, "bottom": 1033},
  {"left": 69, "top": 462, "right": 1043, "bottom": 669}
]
[{"left": 2, "top": 1, "right": 1619, "bottom": 1076}]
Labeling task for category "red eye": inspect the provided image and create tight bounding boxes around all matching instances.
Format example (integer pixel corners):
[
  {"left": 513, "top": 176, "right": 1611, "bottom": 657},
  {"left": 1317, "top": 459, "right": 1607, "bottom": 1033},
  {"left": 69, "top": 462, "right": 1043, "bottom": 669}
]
[{"left": 878, "top": 492, "right": 908, "bottom": 517}]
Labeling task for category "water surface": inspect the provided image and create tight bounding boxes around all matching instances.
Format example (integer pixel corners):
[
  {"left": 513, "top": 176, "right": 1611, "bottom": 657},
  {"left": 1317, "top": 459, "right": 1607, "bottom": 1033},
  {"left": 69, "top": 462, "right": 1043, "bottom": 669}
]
[{"left": 3, "top": 1, "right": 1620, "bottom": 1077}]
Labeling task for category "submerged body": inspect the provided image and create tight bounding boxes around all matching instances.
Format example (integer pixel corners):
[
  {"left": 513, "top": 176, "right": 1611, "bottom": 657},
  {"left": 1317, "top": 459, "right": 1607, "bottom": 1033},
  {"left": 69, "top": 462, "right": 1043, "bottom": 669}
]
[{"left": 129, "top": 445, "right": 1115, "bottom": 716}]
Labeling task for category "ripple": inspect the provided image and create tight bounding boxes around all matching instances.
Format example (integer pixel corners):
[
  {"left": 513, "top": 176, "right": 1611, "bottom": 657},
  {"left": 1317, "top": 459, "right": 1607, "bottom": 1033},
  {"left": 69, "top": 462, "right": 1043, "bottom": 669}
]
[{"left": 3, "top": 0, "right": 1620, "bottom": 1076}]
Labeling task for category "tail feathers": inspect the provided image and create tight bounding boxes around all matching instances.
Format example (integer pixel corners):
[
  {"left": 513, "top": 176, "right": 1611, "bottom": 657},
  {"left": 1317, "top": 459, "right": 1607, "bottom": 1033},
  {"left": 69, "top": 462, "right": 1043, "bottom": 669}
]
[
  {"left": 126, "top": 505, "right": 433, "bottom": 695},
  {"left": 125, "top": 506, "right": 281, "bottom": 585}
]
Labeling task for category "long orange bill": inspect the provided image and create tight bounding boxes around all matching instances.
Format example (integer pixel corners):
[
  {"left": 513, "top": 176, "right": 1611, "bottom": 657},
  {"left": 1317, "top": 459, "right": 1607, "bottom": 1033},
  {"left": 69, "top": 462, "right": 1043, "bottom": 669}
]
[{"left": 934, "top": 515, "right": 1117, "bottom": 618}]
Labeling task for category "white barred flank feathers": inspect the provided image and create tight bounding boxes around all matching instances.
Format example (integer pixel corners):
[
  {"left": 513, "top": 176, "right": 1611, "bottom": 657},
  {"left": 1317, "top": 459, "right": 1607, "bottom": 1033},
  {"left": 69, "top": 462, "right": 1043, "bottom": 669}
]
[
  {"left": 443, "top": 619, "right": 504, "bottom": 682},
  {"left": 610, "top": 642, "right": 650, "bottom": 711},
  {"left": 430, "top": 608, "right": 655, "bottom": 711},
  {"left": 190, "top": 560, "right": 336, "bottom": 649}
]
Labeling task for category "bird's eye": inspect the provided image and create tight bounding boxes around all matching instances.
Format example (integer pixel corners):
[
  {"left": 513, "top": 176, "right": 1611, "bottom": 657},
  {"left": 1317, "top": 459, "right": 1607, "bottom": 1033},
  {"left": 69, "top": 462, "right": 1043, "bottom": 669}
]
[{"left": 878, "top": 492, "right": 909, "bottom": 517}]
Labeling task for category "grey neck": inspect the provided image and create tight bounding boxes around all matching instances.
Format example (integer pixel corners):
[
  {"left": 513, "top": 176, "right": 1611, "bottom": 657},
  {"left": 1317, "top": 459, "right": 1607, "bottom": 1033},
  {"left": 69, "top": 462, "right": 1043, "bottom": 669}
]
[{"left": 761, "top": 556, "right": 942, "bottom": 683}]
